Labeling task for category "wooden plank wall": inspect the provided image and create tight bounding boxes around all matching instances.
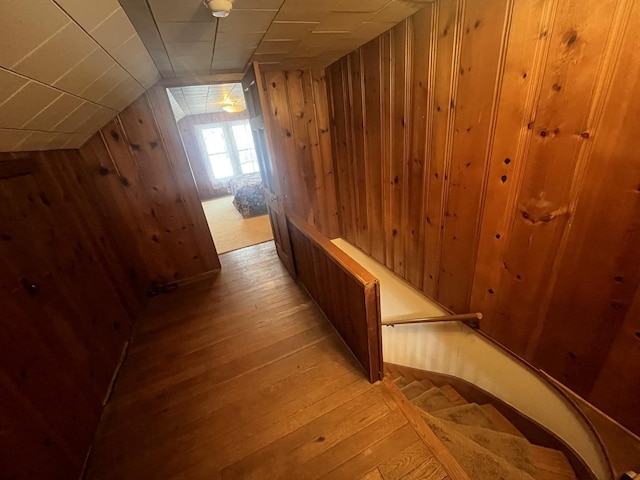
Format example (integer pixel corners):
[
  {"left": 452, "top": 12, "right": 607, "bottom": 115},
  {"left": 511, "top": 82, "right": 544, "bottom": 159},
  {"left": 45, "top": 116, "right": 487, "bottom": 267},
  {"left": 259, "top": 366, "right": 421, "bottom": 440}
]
[
  {"left": 261, "top": 69, "right": 340, "bottom": 239},
  {"left": 177, "top": 111, "right": 249, "bottom": 200},
  {"left": 0, "top": 89, "right": 219, "bottom": 477},
  {"left": 286, "top": 215, "right": 382, "bottom": 382},
  {"left": 81, "top": 89, "right": 221, "bottom": 287},
  {"left": 326, "top": 0, "right": 640, "bottom": 434}
]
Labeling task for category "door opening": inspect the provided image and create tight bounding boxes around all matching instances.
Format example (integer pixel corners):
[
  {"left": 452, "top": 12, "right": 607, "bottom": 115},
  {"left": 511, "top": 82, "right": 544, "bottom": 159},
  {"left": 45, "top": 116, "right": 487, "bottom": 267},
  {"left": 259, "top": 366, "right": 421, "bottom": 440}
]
[{"left": 165, "top": 83, "right": 273, "bottom": 254}]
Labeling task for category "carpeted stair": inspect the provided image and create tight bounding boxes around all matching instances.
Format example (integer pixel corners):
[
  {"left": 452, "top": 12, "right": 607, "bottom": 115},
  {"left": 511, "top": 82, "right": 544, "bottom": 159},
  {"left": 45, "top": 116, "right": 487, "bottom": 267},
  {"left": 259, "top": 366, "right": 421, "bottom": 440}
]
[{"left": 390, "top": 367, "right": 578, "bottom": 480}]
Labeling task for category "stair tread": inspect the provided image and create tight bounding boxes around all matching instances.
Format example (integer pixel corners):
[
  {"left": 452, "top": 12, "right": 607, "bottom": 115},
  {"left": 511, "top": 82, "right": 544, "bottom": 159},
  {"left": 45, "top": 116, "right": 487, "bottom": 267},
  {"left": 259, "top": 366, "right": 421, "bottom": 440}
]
[
  {"left": 411, "top": 387, "right": 457, "bottom": 413},
  {"left": 401, "top": 380, "right": 432, "bottom": 400},
  {"left": 481, "top": 404, "right": 526, "bottom": 438},
  {"left": 530, "top": 444, "right": 577, "bottom": 480},
  {"left": 419, "top": 410, "right": 537, "bottom": 480},
  {"left": 426, "top": 411, "right": 539, "bottom": 477},
  {"left": 393, "top": 376, "right": 410, "bottom": 388},
  {"left": 439, "top": 384, "right": 468, "bottom": 406},
  {"left": 432, "top": 403, "right": 503, "bottom": 432}
]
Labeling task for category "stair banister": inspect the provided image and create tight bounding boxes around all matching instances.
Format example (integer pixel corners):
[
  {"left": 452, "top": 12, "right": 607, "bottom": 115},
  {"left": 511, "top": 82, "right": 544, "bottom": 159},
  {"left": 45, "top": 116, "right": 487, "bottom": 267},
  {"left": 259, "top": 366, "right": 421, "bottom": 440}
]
[{"left": 382, "top": 312, "right": 482, "bottom": 328}]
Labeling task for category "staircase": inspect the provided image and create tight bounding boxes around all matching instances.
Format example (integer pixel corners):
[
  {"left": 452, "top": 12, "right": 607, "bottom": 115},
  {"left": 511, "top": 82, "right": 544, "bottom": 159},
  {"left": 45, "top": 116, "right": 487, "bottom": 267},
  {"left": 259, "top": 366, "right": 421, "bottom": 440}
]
[{"left": 386, "top": 364, "right": 579, "bottom": 480}]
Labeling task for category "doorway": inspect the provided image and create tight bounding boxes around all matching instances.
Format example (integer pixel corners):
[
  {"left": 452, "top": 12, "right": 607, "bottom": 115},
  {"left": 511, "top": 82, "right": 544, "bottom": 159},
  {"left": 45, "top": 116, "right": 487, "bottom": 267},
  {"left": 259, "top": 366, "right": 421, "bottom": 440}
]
[{"left": 165, "top": 83, "right": 273, "bottom": 254}]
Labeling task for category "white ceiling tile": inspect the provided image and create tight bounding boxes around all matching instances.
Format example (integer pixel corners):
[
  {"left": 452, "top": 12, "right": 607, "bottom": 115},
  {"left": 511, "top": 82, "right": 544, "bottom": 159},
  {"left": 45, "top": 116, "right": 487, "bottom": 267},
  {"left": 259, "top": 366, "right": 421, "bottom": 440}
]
[
  {"left": 214, "top": 32, "right": 265, "bottom": 50},
  {"left": 149, "top": 0, "right": 213, "bottom": 22},
  {"left": 217, "top": 10, "right": 278, "bottom": 33},
  {"left": 124, "top": 6, "right": 162, "bottom": 35},
  {"left": 13, "top": 22, "right": 96, "bottom": 85},
  {"left": 0, "top": 81, "right": 60, "bottom": 129},
  {"left": 0, "top": 0, "right": 70, "bottom": 68},
  {"left": 264, "top": 21, "right": 318, "bottom": 41},
  {"left": 80, "top": 64, "right": 131, "bottom": 104},
  {"left": 172, "top": 61, "right": 211, "bottom": 76},
  {"left": 53, "top": 48, "right": 115, "bottom": 96},
  {"left": 98, "top": 76, "right": 144, "bottom": 111},
  {"left": 0, "top": 68, "right": 29, "bottom": 105},
  {"left": 330, "top": 0, "right": 391, "bottom": 13},
  {"left": 90, "top": 8, "right": 137, "bottom": 54},
  {"left": 368, "top": 0, "right": 421, "bottom": 23},
  {"left": 54, "top": 0, "right": 120, "bottom": 32},
  {"left": 113, "top": 35, "right": 160, "bottom": 87},
  {"left": 158, "top": 22, "right": 216, "bottom": 42},
  {"left": 24, "top": 93, "right": 84, "bottom": 132},
  {"left": 233, "top": 0, "right": 284, "bottom": 9},
  {"left": 0, "top": 129, "right": 31, "bottom": 152},
  {"left": 55, "top": 101, "right": 102, "bottom": 133},
  {"left": 255, "top": 40, "right": 298, "bottom": 55},
  {"left": 80, "top": 107, "right": 119, "bottom": 134},
  {"left": 14, "top": 131, "right": 58, "bottom": 152},
  {"left": 313, "top": 13, "right": 372, "bottom": 32},
  {"left": 165, "top": 42, "right": 214, "bottom": 58}
]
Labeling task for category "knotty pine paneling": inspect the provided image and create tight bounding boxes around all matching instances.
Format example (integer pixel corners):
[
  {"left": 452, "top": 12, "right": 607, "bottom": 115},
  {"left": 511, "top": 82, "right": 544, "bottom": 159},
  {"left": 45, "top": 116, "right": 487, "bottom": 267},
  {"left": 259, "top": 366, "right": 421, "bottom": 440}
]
[
  {"left": 177, "top": 111, "right": 249, "bottom": 200},
  {"left": 0, "top": 89, "right": 219, "bottom": 477},
  {"left": 0, "top": 150, "right": 138, "bottom": 479},
  {"left": 326, "top": 0, "right": 640, "bottom": 434},
  {"left": 262, "top": 69, "right": 340, "bottom": 239},
  {"left": 81, "top": 89, "right": 221, "bottom": 287}
]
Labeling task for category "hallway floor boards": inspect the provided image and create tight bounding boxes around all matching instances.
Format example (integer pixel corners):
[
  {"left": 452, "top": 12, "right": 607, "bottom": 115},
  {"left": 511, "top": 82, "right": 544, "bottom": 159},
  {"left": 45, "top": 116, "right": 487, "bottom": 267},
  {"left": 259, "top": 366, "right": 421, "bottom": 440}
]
[{"left": 85, "top": 242, "right": 455, "bottom": 480}]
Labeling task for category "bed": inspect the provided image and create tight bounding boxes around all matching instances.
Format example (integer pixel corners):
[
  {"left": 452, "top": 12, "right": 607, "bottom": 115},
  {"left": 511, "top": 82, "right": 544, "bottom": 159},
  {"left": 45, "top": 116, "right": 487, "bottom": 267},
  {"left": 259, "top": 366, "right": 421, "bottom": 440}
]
[{"left": 228, "top": 172, "right": 268, "bottom": 218}]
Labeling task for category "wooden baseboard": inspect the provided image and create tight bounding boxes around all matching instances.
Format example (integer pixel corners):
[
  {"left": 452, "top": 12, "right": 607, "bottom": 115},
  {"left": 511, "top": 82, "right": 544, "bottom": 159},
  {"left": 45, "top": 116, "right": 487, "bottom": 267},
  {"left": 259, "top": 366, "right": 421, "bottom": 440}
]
[{"left": 173, "top": 269, "right": 221, "bottom": 288}]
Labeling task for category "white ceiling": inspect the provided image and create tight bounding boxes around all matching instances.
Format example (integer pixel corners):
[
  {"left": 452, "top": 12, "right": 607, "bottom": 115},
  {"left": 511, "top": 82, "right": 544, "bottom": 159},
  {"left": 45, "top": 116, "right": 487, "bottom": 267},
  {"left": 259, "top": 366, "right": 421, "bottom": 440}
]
[
  {"left": 121, "top": 0, "right": 431, "bottom": 77},
  {"left": 0, "top": 0, "right": 429, "bottom": 153},
  {"left": 0, "top": 0, "right": 159, "bottom": 152},
  {"left": 167, "top": 83, "right": 246, "bottom": 121}
]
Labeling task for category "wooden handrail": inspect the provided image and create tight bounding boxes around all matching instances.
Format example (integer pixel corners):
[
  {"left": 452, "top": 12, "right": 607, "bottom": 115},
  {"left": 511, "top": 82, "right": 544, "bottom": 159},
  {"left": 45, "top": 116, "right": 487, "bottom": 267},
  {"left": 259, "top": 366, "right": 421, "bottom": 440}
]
[{"left": 382, "top": 312, "right": 482, "bottom": 328}]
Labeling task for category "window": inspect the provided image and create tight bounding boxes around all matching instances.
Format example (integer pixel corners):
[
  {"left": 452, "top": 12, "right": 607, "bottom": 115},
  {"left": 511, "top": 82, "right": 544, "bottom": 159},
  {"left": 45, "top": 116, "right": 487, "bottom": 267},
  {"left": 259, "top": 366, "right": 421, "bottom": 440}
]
[{"left": 198, "top": 120, "right": 259, "bottom": 180}]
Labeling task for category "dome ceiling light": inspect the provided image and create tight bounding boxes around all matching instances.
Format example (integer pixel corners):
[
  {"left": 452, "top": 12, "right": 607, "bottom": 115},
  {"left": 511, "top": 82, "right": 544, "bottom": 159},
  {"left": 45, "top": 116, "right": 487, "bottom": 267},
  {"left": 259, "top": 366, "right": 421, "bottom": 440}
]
[{"left": 203, "top": 0, "right": 234, "bottom": 18}]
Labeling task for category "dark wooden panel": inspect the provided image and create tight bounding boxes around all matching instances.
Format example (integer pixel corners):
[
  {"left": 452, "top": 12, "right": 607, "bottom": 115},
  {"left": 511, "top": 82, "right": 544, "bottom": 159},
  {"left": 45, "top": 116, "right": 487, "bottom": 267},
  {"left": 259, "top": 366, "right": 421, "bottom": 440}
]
[
  {"left": 0, "top": 91, "right": 220, "bottom": 477},
  {"left": 286, "top": 215, "right": 382, "bottom": 382}
]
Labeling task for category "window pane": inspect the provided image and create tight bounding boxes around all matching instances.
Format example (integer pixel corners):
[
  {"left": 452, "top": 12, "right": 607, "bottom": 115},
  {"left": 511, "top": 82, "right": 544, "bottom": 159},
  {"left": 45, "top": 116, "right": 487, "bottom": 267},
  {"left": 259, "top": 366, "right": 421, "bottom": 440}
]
[
  {"left": 210, "top": 153, "right": 234, "bottom": 179},
  {"left": 232, "top": 122, "right": 254, "bottom": 150},
  {"left": 202, "top": 127, "right": 227, "bottom": 154},
  {"left": 238, "top": 149, "right": 259, "bottom": 174}
]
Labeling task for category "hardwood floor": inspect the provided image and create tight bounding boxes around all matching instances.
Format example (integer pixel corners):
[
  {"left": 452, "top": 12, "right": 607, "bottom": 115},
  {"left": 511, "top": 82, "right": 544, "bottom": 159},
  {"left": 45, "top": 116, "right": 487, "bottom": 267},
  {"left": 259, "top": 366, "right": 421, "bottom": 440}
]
[{"left": 85, "top": 242, "right": 457, "bottom": 480}]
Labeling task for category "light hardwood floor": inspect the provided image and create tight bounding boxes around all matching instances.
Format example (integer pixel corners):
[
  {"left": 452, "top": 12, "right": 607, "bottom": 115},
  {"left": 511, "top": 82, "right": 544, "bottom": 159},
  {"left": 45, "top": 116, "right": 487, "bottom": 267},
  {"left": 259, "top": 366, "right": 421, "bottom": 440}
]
[{"left": 85, "top": 242, "right": 458, "bottom": 480}]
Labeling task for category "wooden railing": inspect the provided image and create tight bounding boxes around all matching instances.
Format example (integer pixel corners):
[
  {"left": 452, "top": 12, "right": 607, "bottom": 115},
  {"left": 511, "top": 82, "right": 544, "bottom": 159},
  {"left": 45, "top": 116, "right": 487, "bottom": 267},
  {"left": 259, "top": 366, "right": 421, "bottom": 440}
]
[
  {"left": 286, "top": 215, "right": 382, "bottom": 382},
  {"left": 382, "top": 312, "right": 482, "bottom": 328}
]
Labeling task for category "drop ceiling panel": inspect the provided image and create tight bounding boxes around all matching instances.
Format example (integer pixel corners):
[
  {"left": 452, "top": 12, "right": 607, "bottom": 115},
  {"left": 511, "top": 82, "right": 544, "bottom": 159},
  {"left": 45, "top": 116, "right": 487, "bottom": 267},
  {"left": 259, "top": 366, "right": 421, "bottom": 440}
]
[
  {"left": 168, "top": 83, "right": 246, "bottom": 119},
  {"left": 121, "top": 0, "right": 431, "bottom": 79},
  {"left": 0, "top": 0, "right": 161, "bottom": 152},
  {"left": 158, "top": 22, "right": 217, "bottom": 43}
]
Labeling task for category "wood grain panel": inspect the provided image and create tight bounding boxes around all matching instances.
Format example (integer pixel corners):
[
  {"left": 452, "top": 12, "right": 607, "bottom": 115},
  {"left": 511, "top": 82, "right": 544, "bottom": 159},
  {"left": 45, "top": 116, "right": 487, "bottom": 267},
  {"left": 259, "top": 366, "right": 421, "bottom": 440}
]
[
  {"left": 436, "top": 0, "right": 510, "bottom": 311},
  {"left": 0, "top": 150, "right": 137, "bottom": 479},
  {"left": 325, "top": 0, "right": 640, "bottom": 433},
  {"left": 0, "top": 91, "right": 220, "bottom": 477},
  {"left": 286, "top": 215, "right": 382, "bottom": 383},
  {"left": 262, "top": 69, "right": 339, "bottom": 239}
]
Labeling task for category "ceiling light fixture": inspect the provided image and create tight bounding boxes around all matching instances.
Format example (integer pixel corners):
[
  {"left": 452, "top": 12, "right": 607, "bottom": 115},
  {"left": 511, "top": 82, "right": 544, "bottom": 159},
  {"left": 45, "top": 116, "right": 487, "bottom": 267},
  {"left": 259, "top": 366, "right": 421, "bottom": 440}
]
[
  {"left": 203, "top": 0, "right": 234, "bottom": 18},
  {"left": 222, "top": 102, "right": 244, "bottom": 113}
]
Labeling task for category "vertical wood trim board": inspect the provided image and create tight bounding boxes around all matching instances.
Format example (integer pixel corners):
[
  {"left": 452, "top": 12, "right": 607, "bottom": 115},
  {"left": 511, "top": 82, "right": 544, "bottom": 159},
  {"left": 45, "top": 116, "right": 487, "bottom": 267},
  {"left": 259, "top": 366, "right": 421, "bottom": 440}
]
[
  {"left": 286, "top": 214, "right": 383, "bottom": 383},
  {"left": 324, "top": 0, "right": 640, "bottom": 435}
]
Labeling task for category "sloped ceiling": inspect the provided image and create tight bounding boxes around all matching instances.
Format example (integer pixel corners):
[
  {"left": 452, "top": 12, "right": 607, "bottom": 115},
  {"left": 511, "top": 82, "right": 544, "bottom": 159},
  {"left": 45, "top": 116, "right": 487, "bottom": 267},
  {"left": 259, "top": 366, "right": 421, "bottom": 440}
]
[
  {"left": 0, "top": 0, "right": 159, "bottom": 152},
  {"left": 0, "top": 0, "right": 429, "bottom": 153},
  {"left": 122, "top": 0, "right": 431, "bottom": 77}
]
